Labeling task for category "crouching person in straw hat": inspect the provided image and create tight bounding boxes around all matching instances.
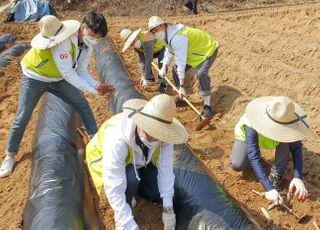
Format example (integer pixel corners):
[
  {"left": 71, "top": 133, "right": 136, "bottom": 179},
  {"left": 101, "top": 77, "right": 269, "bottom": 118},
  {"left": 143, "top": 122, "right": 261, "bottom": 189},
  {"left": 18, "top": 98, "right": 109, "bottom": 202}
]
[
  {"left": 148, "top": 16, "right": 218, "bottom": 118},
  {"left": 86, "top": 94, "right": 188, "bottom": 230},
  {"left": 120, "top": 28, "right": 167, "bottom": 93},
  {"left": 0, "top": 11, "right": 114, "bottom": 177},
  {"left": 230, "top": 96, "right": 309, "bottom": 204}
]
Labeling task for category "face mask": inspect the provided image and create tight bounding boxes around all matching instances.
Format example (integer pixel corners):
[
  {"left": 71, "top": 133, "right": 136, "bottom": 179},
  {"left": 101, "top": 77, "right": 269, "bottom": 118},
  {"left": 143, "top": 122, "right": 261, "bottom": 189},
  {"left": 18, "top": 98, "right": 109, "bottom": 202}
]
[
  {"left": 134, "top": 40, "right": 142, "bottom": 49},
  {"left": 154, "top": 30, "right": 166, "bottom": 40},
  {"left": 140, "top": 137, "right": 160, "bottom": 149},
  {"left": 83, "top": 35, "right": 98, "bottom": 46}
]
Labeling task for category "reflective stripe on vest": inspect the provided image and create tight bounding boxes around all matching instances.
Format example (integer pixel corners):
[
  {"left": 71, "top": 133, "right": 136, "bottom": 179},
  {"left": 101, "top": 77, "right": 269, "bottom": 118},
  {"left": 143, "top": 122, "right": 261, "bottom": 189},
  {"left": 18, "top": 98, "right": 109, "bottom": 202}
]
[
  {"left": 135, "top": 31, "right": 165, "bottom": 53},
  {"left": 22, "top": 39, "right": 76, "bottom": 78},
  {"left": 171, "top": 26, "right": 217, "bottom": 68},
  {"left": 86, "top": 113, "right": 160, "bottom": 195},
  {"left": 234, "top": 114, "right": 279, "bottom": 149}
]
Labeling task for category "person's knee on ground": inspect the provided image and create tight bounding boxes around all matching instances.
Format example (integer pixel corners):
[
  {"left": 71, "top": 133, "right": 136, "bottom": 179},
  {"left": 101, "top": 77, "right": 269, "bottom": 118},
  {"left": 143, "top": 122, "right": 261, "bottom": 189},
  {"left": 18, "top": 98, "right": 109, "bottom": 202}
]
[{"left": 230, "top": 140, "right": 249, "bottom": 172}]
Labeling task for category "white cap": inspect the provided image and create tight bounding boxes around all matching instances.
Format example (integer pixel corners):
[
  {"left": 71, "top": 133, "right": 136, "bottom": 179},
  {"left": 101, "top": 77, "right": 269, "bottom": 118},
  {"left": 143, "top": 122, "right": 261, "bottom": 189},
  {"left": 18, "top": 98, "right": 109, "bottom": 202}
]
[{"left": 148, "top": 16, "right": 165, "bottom": 31}]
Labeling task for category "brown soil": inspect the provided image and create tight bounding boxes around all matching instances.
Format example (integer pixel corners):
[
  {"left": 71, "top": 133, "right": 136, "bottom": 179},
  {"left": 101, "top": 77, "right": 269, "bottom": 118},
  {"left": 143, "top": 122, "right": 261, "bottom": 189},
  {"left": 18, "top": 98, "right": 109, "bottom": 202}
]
[{"left": 0, "top": 1, "right": 320, "bottom": 230}]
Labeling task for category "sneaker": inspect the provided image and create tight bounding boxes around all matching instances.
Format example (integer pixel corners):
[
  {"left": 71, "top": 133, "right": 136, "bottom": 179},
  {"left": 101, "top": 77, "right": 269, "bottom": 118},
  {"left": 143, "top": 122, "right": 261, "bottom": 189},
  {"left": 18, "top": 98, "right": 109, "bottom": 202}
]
[
  {"left": 175, "top": 98, "right": 188, "bottom": 107},
  {"left": 201, "top": 105, "right": 213, "bottom": 118},
  {"left": 157, "top": 83, "right": 167, "bottom": 93},
  {"left": 0, "top": 156, "right": 15, "bottom": 177},
  {"left": 268, "top": 173, "right": 283, "bottom": 191}
]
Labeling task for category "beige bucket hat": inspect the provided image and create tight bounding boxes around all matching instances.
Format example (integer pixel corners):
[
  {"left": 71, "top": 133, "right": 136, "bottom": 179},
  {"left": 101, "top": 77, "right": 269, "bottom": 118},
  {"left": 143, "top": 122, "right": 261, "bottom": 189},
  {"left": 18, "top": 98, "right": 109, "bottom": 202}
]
[
  {"left": 246, "top": 96, "right": 309, "bottom": 142},
  {"left": 123, "top": 94, "right": 189, "bottom": 144},
  {"left": 120, "top": 28, "right": 141, "bottom": 52},
  {"left": 31, "top": 15, "right": 81, "bottom": 50}
]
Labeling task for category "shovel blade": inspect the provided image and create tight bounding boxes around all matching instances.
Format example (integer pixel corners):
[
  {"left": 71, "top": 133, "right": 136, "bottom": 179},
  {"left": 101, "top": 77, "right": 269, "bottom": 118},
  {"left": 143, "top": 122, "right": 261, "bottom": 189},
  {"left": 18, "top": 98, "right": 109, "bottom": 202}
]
[{"left": 195, "top": 118, "right": 211, "bottom": 130}]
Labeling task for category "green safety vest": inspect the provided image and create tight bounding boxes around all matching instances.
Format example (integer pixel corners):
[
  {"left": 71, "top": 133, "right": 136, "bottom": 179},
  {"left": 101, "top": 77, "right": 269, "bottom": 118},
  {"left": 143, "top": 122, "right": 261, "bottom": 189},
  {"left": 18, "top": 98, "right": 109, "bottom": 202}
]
[
  {"left": 135, "top": 31, "right": 166, "bottom": 53},
  {"left": 234, "top": 114, "right": 279, "bottom": 149},
  {"left": 171, "top": 26, "right": 217, "bottom": 68},
  {"left": 22, "top": 39, "right": 76, "bottom": 78},
  {"left": 86, "top": 113, "right": 160, "bottom": 194}
]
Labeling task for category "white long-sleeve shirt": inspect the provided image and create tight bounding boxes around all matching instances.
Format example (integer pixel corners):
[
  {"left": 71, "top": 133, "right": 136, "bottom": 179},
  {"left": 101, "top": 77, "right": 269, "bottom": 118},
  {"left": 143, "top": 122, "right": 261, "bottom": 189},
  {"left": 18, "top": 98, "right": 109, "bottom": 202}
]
[
  {"left": 21, "top": 32, "right": 99, "bottom": 95},
  {"left": 102, "top": 113, "right": 175, "bottom": 229},
  {"left": 163, "top": 24, "right": 188, "bottom": 80}
]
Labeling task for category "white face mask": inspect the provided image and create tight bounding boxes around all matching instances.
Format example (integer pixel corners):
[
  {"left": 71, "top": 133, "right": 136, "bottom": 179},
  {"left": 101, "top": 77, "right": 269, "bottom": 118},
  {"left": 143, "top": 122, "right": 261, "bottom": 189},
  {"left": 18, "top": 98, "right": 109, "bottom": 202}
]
[
  {"left": 83, "top": 35, "right": 98, "bottom": 46},
  {"left": 134, "top": 40, "right": 142, "bottom": 49},
  {"left": 154, "top": 30, "right": 166, "bottom": 40},
  {"left": 140, "top": 137, "right": 160, "bottom": 149}
]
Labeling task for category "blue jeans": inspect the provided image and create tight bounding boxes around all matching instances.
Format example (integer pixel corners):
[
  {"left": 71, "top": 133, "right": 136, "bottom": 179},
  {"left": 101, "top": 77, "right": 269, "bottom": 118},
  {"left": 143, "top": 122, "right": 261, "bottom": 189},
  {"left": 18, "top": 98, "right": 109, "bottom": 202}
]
[
  {"left": 6, "top": 76, "right": 97, "bottom": 154},
  {"left": 135, "top": 48, "right": 165, "bottom": 80},
  {"left": 230, "top": 140, "right": 290, "bottom": 177},
  {"left": 172, "top": 47, "right": 219, "bottom": 96},
  {"left": 125, "top": 164, "right": 161, "bottom": 207}
]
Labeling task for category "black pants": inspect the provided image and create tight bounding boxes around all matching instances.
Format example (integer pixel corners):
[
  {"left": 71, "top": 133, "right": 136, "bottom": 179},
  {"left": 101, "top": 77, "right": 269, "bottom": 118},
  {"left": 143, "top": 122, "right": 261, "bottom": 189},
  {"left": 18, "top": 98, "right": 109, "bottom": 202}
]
[{"left": 185, "top": 0, "right": 198, "bottom": 14}]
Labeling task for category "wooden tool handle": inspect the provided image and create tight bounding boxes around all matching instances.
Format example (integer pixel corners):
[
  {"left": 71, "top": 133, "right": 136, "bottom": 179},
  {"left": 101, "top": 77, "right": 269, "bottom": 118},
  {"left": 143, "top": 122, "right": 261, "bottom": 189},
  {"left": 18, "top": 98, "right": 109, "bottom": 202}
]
[{"left": 151, "top": 62, "right": 205, "bottom": 119}]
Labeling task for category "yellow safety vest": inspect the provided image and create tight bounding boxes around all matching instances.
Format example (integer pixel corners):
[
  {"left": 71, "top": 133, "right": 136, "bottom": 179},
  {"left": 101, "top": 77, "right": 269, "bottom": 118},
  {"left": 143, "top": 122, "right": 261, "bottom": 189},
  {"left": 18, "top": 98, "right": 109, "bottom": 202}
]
[
  {"left": 171, "top": 26, "right": 217, "bottom": 68},
  {"left": 22, "top": 39, "right": 76, "bottom": 78},
  {"left": 135, "top": 31, "right": 166, "bottom": 54},
  {"left": 234, "top": 114, "right": 279, "bottom": 150},
  {"left": 86, "top": 113, "right": 160, "bottom": 195}
]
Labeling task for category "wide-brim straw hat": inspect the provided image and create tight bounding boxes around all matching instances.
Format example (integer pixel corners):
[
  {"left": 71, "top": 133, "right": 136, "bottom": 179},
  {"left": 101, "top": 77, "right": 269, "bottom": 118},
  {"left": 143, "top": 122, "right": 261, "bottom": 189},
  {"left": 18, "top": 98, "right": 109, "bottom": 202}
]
[
  {"left": 246, "top": 96, "right": 309, "bottom": 143},
  {"left": 123, "top": 94, "right": 189, "bottom": 144},
  {"left": 31, "top": 15, "right": 81, "bottom": 50},
  {"left": 121, "top": 28, "right": 141, "bottom": 52}
]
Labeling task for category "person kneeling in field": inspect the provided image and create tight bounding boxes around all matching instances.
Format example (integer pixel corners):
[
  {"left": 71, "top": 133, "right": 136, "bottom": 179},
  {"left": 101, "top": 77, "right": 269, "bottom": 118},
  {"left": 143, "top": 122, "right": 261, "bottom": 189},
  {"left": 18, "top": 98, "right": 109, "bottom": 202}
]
[
  {"left": 230, "top": 96, "right": 309, "bottom": 205},
  {"left": 86, "top": 94, "right": 189, "bottom": 230}
]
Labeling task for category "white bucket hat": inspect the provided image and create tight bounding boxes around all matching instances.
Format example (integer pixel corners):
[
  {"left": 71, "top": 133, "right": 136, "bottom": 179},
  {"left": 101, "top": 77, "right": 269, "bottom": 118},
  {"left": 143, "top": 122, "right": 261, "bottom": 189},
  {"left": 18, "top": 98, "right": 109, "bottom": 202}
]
[
  {"left": 246, "top": 96, "right": 309, "bottom": 142},
  {"left": 120, "top": 28, "right": 141, "bottom": 52},
  {"left": 123, "top": 94, "right": 189, "bottom": 144},
  {"left": 31, "top": 15, "right": 81, "bottom": 50},
  {"left": 148, "top": 16, "right": 165, "bottom": 31}
]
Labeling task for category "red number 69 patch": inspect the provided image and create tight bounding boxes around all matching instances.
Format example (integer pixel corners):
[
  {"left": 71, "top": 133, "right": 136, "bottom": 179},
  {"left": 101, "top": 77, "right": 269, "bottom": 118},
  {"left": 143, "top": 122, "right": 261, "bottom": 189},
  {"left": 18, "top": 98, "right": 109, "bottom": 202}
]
[{"left": 60, "top": 53, "right": 68, "bottom": 59}]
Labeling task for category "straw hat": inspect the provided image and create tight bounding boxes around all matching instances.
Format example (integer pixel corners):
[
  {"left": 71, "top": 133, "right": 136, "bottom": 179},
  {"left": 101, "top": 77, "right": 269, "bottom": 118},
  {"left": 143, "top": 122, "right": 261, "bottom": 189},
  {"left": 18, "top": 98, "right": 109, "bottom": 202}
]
[
  {"left": 148, "top": 16, "right": 165, "bottom": 31},
  {"left": 123, "top": 94, "right": 189, "bottom": 144},
  {"left": 31, "top": 15, "right": 81, "bottom": 50},
  {"left": 246, "top": 96, "right": 309, "bottom": 142},
  {"left": 120, "top": 28, "right": 141, "bottom": 52}
]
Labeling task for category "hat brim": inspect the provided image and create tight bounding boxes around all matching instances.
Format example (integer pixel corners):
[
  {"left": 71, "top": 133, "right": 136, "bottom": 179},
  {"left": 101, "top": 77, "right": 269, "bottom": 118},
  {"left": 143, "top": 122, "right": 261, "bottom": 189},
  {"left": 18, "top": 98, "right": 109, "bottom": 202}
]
[
  {"left": 122, "top": 28, "right": 141, "bottom": 52},
  {"left": 123, "top": 98, "right": 189, "bottom": 144},
  {"left": 246, "top": 96, "right": 309, "bottom": 142},
  {"left": 148, "top": 22, "right": 170, "bottom": 31},
  {"left": 31, "top": 20, "right": 81, "bottom": 50}
]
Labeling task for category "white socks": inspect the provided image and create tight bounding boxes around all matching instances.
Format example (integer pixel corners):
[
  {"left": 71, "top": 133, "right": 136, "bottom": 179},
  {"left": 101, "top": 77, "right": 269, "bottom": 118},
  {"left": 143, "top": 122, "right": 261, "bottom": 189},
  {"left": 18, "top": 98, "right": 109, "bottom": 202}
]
[{"left": 203, "top": 95, "right": 211, "bottom": 107}]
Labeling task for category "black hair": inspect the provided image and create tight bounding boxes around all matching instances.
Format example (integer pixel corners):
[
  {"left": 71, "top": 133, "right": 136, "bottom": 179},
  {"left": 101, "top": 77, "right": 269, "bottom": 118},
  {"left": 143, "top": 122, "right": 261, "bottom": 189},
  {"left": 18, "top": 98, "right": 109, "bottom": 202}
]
[{"left": 82, "top": 11, "right": 108, "bottom": 37}]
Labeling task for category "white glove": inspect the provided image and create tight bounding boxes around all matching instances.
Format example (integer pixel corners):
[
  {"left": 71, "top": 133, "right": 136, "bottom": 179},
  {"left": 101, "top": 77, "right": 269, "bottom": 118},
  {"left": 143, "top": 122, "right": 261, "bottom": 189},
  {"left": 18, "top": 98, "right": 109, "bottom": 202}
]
[
  {"left": 158, "top": 66, "right": 166, "bottom": 78},
  {"left": 162, "top": 207, "right": 176, "bottom": 230},
  {"left": 140, "top": 78, "right": 153, "bottom": 89},
  {"left": 289, "top": 178, "right": 308, "bottom": 200},
  {"left": 265, "top": 189, "right": 283, "bottom": 205},
  {"left": 178, "top": 86, "right": 186, "bottom": 99}
]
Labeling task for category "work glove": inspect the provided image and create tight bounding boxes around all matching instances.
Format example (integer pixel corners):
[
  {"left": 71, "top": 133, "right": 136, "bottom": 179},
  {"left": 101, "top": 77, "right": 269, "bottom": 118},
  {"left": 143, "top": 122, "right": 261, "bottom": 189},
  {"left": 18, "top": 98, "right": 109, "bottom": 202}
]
[
  {"left": 265, "top": 189, "right": 283, "bottom": 205},
  {"left": 158, "top": 65, "right": 166, "bottom": 79},
  {"left": 162, "top": 207, "right": 176, "bottom": 230},
  {"left": 289, "top": 178, "right": 308, "bottom": 200},
  {"left": 178, "top": 86, "right": 186, "bottom": 99},
  {"left": 140, "top": 78, "right": 154, "bottom": 89},
  {"left": 96, "top": 83, "right": 114, "bottom": 96}
]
